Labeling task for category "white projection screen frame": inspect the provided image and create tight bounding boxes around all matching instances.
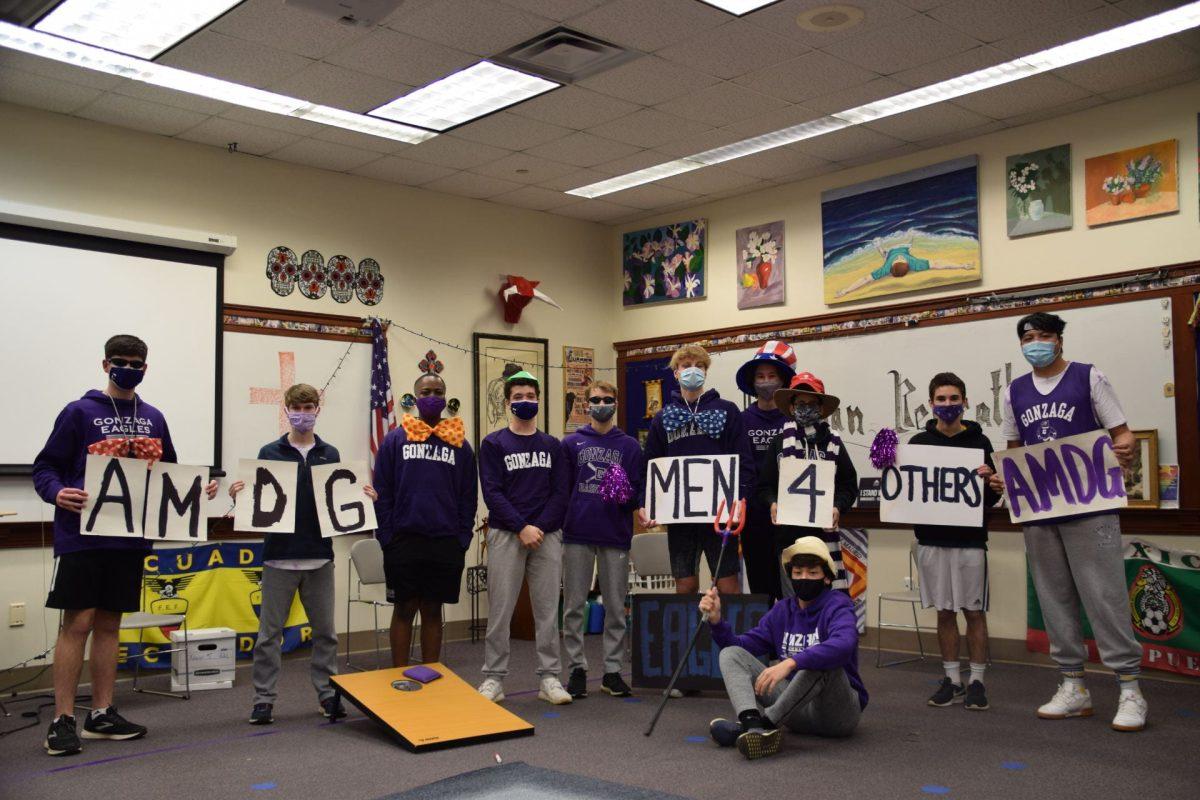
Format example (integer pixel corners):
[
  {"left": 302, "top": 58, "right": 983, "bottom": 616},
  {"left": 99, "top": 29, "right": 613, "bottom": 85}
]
[{"left": 0, "top": 223, "right": 223, "bottom": 472}]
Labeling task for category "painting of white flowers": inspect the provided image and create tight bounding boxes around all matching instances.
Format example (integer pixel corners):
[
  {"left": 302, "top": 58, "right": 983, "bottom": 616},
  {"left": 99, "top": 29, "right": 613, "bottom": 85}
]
[
  {"left": 735, "top": 221, "right": 785, "bottom": 309},
  {"left": 622, "top": 219, "right": 706, "bottom": 307},
  {"left": 1005, "top": 144, "right": 1072, "bottom": 237},
  {"left": 1084, "top": 139, "right": 1178, "bottom": 227}
]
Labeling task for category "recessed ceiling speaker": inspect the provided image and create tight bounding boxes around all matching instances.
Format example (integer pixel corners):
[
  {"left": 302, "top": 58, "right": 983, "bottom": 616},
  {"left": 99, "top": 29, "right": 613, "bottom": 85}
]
[{"left": 796, "top": 4, "right": 865, "bottom": 32}]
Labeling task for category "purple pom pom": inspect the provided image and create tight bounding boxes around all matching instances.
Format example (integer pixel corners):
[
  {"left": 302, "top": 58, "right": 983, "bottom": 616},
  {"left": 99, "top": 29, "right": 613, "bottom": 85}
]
[
  {"left": 870, "top": 428, "right": 899, "bottom": 469},
  {"left": 597, "top": 463, "right": 633, "bottom": 505}
]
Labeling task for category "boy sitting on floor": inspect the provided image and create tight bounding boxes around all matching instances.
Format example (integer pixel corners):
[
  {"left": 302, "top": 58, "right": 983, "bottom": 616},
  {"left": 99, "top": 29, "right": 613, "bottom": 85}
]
[{"left": 700, "top": 536, "right": 868, "bottom": 760}]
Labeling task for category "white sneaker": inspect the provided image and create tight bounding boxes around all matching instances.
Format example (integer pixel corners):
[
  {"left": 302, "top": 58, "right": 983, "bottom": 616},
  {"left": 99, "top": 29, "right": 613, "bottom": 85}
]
[
  {"left": 1037, "top": 681, "right": 1093, "bottom": 719},
  {"left": 477, "top": 678, "right": 505, "bottom": 703},
  {"left": 1111, "top": 689, "right": 1147, "bottom": 732},
  {"left": 538, "top": 677, "right": 573, "bottom": 705}
]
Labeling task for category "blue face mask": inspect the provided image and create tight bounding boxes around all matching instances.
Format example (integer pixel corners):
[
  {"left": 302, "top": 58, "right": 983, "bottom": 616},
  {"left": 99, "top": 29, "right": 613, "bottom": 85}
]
[
  {"left": 678, "top": 366, "right": 705, "bottom": 391},
  {"left": 589, "top": 403, "right": 616, "bottom": 423},
  {"left": 1022, "top": 341, "right": 1058, "bottom": 368},
  {"left": 511, "top": 400, "right": 539, "bottom": 421},
  {"left": 109, "top": 365, "right": 145, "bottom": 391},
  {"left": 931, "top": 403, "right": 963, "bottom": 423}
]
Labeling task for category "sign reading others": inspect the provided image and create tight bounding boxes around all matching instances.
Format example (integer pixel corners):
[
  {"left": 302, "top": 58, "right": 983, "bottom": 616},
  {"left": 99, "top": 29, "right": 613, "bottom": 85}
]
[
  {"left": 879, "top": 444, "right": 985, "bottom": 528},
  {"left": 997, "top": 429, "right": 1128, "bottom": 525},
  {"left": 645, "top": 455, "right": 739, "bottom": 524}
]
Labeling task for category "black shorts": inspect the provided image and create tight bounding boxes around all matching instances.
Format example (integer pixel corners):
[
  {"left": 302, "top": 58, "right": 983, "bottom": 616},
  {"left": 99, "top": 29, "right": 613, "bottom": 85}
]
[
  {"left": 46, "top": 549, "right": 146, "bottom": 613},
  {"left": 667, "top": 523, "right": 741, "bottom": 580},
  {"left": 383, "top": 534, "right": 466, "bottom": 605}
]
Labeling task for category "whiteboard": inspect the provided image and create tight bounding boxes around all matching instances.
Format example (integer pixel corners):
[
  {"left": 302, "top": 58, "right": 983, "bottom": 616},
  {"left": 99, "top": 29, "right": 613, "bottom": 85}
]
[{"left": 705, "top": 297, "right": 1177, "bottom": 504}]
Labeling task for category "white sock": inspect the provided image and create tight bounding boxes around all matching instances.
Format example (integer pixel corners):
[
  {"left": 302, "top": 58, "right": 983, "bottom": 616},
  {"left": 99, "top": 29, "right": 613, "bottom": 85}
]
[
  {"left": 90, "top": 706, "right": 109, "bottom": 719},
  {"left": 943, "top": 661, "right": 961, "bottom": 685},
  {"left": 1062, "top": 672, "right": 1086, "bottom": 689},
  {"left": 969, "top": 663, "right": 986, "bottom": 685},
  {"left": 1119, "top": 678, "right": 1140, "bottom": 694}
]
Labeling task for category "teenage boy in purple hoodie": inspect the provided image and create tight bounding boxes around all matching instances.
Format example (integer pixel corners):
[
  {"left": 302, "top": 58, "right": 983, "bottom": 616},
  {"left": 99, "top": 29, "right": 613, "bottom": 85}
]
[
  {"left": 477, "top": 366, "right": 572, "bottom": 705},
  {"left": 373, "top": 370, "right": 476, "bottom": 667},
  {"left": 639, "top": 344, "right": 754, "bottom": 597},
  {"left": 561, "top": 380, "right": 644, "bottom": 700},
  {"left": 700, "top": 536, "right": 867, "bottom": 760},
  {"left": 33, "top": 335, "right": 218, "bottom": 757}
]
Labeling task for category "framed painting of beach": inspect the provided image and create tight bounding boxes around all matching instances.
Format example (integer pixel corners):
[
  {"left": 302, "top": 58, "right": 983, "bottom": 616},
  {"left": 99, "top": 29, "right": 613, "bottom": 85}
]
[{"left": 821, "top": 156, "right": 980, "bottom": 306}]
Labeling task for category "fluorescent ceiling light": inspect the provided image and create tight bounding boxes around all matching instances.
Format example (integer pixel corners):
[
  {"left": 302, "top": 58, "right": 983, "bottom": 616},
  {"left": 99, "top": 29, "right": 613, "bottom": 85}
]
[
  {"left": 695, "top": 1, "right": 780, "bottom": 15},
  {"left": 568, "top": 0, "right": 1200, "bottom": 198},
  {"left": 370, "top": 62, "right": 559, "bottom": 131},
  {"left": 567, "top": 159, "right": 707, "bottom": 199},
  {"left": 0, "top": 21, "right": 435, "bottom": 144},
  {"left": 34, "top": 0, "right": 242, "bottom": 60}
]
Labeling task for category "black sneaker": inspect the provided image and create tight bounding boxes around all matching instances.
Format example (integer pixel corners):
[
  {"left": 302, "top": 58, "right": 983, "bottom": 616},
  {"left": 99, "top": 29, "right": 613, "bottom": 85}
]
[
  {"left": 45, "top": 714, "right": 82, "bottom": 757},
  {"left": 965, "top": 680, "right": 990, "bottom": 711},
  {"left": 567, "top": 667, "right": 588, "bottom": 699},
  {"left": 928, "top": 677, "right": 966, "bottom": 707},
  {"left": 736, "top": 726, "right": 782, "bottom": 760},
  {"left": 601, "top": 672, "right": 632, "bottom": 698},
  {"left": 320, "top": 696, "right": 347, "bottom": 720},
  {"left": 709, "top": 717, "right": 743, "bottom": 747},
  {"left": 249, "top": 703, "right": 274, "bottom": 725},
  {"left": 81, "top": 707, "right": 146, "bottom": 741}
]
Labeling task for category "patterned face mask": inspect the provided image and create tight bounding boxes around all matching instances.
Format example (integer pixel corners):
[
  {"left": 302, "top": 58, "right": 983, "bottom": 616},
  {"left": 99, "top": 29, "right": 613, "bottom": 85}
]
[{"left": 792, "top": 404, "right": 821, "bottom": 427}]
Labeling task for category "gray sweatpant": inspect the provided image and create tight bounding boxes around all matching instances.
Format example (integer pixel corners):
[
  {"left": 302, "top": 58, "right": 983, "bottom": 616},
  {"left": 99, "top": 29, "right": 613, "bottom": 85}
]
[
  {"left": 718, "top": 646, "right": 860, "bottom": 737},
  {"left": 1023, "top": 514, "right": 1142, "bottom": 675},
  {"left": 252, "top": 562, "right": 338, "bottom": 704},
  {"left": 482, "top": 529, "right": 563, "bottom": 680},
  {"left": 562, "top": 543, "right": 629, "bottom": 675}
]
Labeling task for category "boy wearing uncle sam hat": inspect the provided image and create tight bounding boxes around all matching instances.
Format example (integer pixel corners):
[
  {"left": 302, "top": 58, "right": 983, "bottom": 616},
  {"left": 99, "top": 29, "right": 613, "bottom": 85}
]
[
  {"left": 756, "top": 373, "right": 858, "bottom": 595},
  {"left": 736, "top": 341, "right": 797, "bottom": 600},
  {"left": 700, "top": 536, "right": 867, "bottom": 760}
]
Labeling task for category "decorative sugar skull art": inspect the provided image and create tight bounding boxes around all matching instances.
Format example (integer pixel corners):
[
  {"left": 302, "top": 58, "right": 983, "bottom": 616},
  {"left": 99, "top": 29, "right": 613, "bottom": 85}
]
[
  {"left": 356, "top": 258, "right": 384, "bottom": 306},
  {"left": 266, "top": 246, "right": 299, "bottom": 296},
  {"left": 299, "top": 249, "right": 329, "bottom": 300},
  {"left": 265, "top": 247, "right": 383, "bottom": 305},
  {"left": 326, "top": 254, "right": 356, "bottom": 303}
]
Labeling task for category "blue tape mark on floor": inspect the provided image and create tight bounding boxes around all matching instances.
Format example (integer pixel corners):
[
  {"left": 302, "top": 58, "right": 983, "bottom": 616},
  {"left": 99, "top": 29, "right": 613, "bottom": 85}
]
[
  {"left": 921, "top": 785, "right": 951, "bottom": 795},
  {"left": 251, "top": 782, "right": 277, "bottom": 790},
  {"left": 623, "top": 697, "right": 642, "bottom": 703},
  {"left": 1176, "top": 708, "right": 1197, "bottom": 718},
  {"left": 542, "top": 712, "right": 561, "bottom": 719},
  {"left": 685, "top": 735, "right": 707, "bottom": 743},
  {"left": 1001, "top": 761, "right": 1027, "bottom": 771}
]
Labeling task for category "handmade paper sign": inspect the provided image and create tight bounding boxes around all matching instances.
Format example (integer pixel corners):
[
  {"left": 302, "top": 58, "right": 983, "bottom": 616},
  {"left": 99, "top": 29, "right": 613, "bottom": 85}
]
[
  {"left": 997, "top": 429, "right": 1127, "bottom": 525},
  {"left": 879, "top": 444, "right": 985, "bottom": 527},
  {"left": 776, "top": 458, "right": 835, "bottom": 529},
  {"left": 311, "top": 460, "right": 377, "bottom": 537},
  {"left": 645, "top": 455, "right": 739, "bottom": 524},
  {"left": 145, "top": 462, "right": 210, "bottom": 542},
  {"left": 233, "top": 458, "right": 298, "bottom": 534},
  {"left": 82, "top": 454, "right": 149, "bottom": 538}
]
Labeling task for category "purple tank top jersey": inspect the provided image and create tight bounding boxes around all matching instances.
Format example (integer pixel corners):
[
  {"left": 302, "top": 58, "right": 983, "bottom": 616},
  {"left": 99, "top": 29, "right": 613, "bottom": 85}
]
[{"left": 1011, "top": 362, "right": 1100, "bottom": 445}]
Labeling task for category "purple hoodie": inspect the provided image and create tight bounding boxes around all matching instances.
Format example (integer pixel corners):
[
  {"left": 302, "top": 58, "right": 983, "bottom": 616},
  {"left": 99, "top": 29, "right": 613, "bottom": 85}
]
[
  {"left": 479, "top": 427, "right": 569, "bottom": 534},
  {"left": 642, "top": 389, "right": 755, "bottom": 504},
  {"left": 561, "top": 424, "right": 645, "bottom": 549},
  {"left": 32, "top": 390, "right": 177, "bottom": 556},
  {"left": 711, "top": 587, "right": 868, "bottom": 709}
]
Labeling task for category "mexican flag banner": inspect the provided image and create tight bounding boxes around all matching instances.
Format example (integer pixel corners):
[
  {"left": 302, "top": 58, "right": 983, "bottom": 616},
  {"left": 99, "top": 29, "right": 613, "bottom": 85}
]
[{"left": 1027, "top": 539, "right": 1200, "bottom": 677}]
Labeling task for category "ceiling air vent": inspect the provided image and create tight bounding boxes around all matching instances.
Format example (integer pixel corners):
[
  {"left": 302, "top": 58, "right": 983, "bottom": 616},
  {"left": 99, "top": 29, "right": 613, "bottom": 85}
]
[
  {"left": 283, "top": 0, "right": 405, "bottom": 28},
  {"left": 492, "top": 27, "right": 638, "bottom": 85}
]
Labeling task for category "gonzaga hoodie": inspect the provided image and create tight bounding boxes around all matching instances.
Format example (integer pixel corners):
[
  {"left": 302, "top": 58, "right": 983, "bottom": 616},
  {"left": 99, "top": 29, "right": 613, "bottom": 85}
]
[
  {"left": 907, "top": 419, "right": 1000, "bottom": 548},
  {"left": 479, "top": 427, "right": 569, "bottom": 534},
  {"left": 642, "top": 389, "right": 755, "bottom": 506},
  {"left": 561, "top": 424, "right": 645, "bottom": 549},
  {"left": 711, "top": 587, "right": 868, "bottom": 709},
  {"left": 32, "top": 390, "right": 177, "bottom": 556}
]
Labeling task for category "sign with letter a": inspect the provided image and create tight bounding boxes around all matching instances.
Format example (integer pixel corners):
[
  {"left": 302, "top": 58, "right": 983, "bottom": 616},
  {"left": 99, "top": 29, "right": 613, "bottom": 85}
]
[
  {"left": 998, "top": 429, "right": 1127, "bottom": 524},
  {"left": 82, "top": 454, "right": 149, "bottom": 538},
  {"left": 644, "top": 455, "right": 739, "bottom": 524},
  {"left": 879, "top": 445, "right": 985, "bottom": 527},
  {"left": 776, "top": 458, "right": 835, "bottom": 529},
  {"left": 311, "top": 460, "right": 377, "bottom": 537},
  {"left": 233, "top": 459, "right": 298, "bottom": 533}
]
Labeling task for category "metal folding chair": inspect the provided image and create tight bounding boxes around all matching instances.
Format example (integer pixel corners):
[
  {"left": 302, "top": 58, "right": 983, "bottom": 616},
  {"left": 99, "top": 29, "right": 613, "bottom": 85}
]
[
  {"left": 119, "top": 596, "right": 190, "bottom": 699},
  {"left": 345, "top": 537, "right": 392, "bottom": 671},
  {"left": 875, "top": 540, "right": 928, "bottom": 668}
]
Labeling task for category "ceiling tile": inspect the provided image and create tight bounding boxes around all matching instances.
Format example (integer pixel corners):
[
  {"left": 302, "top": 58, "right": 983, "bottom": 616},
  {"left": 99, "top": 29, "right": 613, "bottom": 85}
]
[
  {"left": 208, "top": 0, "right": 373, "bottom": 59},
  {"left": 156, "top": 31, "right": 314, "bottom": 89},
  {"left": 590, "top": 149, "right": 678, "bottom": 176},
  {"left": 506, "top": 86, "right": 641, "bottom": 130},
  {"left": 799, "top": 76, "right": 909, "bottom": 114},
  {"left": 401, "top": 135, "right": 514, "bottom": 169},
  {"left": 488, "top": 185, "right": 579, "bottom": 211},
  {"left": 774, "top": 160, "right": 842, "bottom": 183},
  {"left": 269, "top": 62, "right": 411, "bottom": 114},
  {"left": 955, "top": 74, "right": 1093, "bottom": 119},
  {"left": 835, "top": 141, "right": 923, "bottom": 167},
  {"left": 821, "top": 15, "right": 982, "bottom": 75},
  {"left": 990, "top": 4, "right": 1130, "bottom": 56},
  {"left": 864, "top": 102, "right": 994, "bottom": 142},
  {"left": 0, "top": 50, "right": 121, "bottom": 91},
  {"left": 349, "top": 156, "right": 459, "bottom": 185},
  {"left": 74, "top": 93, "right": 209, "bottom": 137},
  {"left": 176, "top": 117, "right": 302, "bottom": 156},
  {"left": 654, "top": 127, "right": 752, "bottom": 158},
  {"left": 537, "top": 166, "right": 611, "bottom": 191},
  {"left": 309, "top": 124, "right": 412, "bottom": 154},
  {"left": 602, "top": 183, "right": 699, "bottom": 210},
  {"left": 790, "top": 125, "right": 907, "bottom": 161},
  {"left": 1054, "top": 40, "right": 1200, "bottom": 94},
  {"left": 0, "top": 69, "right": 102, "bottom": 115},
  {"left": 471, "top": 152, "right": 580, "bottom": 184},
  {"left": 719, "top": 103, "right": 824, "bottom": 139},
  {"left": 719, "top": 145, "right": 833, "bottom": 180},
  {"left": 524, "top": 131, "right": 643, "bottom": 166},
  {"left": 1001, "top": 95, "right": 1104, "bottom": 127},
  {"left": 578, "top": 55, "right": 722, "bottom": 106},
  {"left": 423, "top": 171, "right": 526, "bottom": 199},
  {"left": 550, "top": 199, "right": 639, "bottom": 223},
  {"left": 908, "top": 120, "right": 1006, "bottom": 151},
  {"left": 450, "top": 111, "right": 574, "bottom": 150},
  {"left": 890, "top": 45, "right": 1011, "bottom": 88},
  {"left": 500, "top": 0, "right": 610, "bottom": 20},
  {"left": 656, "top": 20, "right": 809, "bottom": 80},
  {"left": 268, "top": 138, "right": 382, "bottom": 172},
  {"left": 654, "top": 81, "right": 789, "bottom": 127},
  {"left": 1100, "top": 65, "right": 1200, "bottom": 102},
  {"left": 733, "top": 51, "right": 882, "bottom": 104},
  {"left": 219, "top": 106, "right": 324, "bottom": 136},
  {"left": 108, "top": 80, "right": 230, "bottom": 116},
  {"left": 656, "top": 165, "right": 766, "bottom": 195},
  {"left": 586, "top": 108, "right": 712, "bottom": 149},
  {"left": 744, "top": 0, "right": 918, "bottom": 48},
  {"left": 928, "top": 0, "right": 1107, "bottom": 44},
  {"left": 324, "top": 28, "right": 476, "bottom": 87},
  {"left": 570, "top": 0, "right": 728, "bottom": 53},
  {"left": 384, "top": 0, "right": 556, "bottom": 56}
]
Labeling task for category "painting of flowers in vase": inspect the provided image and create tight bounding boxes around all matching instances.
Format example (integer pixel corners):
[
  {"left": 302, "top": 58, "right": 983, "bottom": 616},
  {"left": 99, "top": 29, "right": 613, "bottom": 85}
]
[
  {"left": 736, "top": 220, "right": 785, "bottom": 310},
  {"left": 622, "top": 219, "right": 706, "bottom": 307},
  {"left": 1006, "top": 144, "right": 1072, "bottom": 237},
  {"left": 1085, "top": 139, "right": 1178, "bottom": 227}
]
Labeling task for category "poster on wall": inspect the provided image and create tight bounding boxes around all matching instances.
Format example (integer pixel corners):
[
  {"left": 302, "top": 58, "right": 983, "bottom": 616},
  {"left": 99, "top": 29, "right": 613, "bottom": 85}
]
[
  {"left": 1006, "top": 144, "right": 1072, "bottom": 237},
  {"left": 563, "top": 346, "right": 595, "bottom": 433},
  {"left": 622, "top": 219, "right": 706, "bottom": 307},
  {"left": 473, "top": 333, "right": 549, "bottom": 448},
  {"left": 735, "top": 220, "right": 785, "bottom": 309},
  {"left": 821, "top": 156, "right": 980, "bottom": 305},
  {"left": 1084, "top": 139, "right": 1178, "bottom": 227}
]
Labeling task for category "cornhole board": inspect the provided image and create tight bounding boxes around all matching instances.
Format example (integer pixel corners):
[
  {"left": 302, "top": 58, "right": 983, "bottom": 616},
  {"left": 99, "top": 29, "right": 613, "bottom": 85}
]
[{"left": 330, "top": 663, "right": 534, "bottom": 752}]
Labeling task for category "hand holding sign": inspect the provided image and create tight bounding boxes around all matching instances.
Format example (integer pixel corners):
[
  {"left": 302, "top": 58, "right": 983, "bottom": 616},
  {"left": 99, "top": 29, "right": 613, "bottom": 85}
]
[
  {"left": 776, "top": 458, "right": 835, "bottom": 529},
  {"left": 879, "top": 444, "right": 985, "bottom": 528},
  {"left": 311, "top": 460, "right": 377, "bottom": 537},
  {"left": 233, "top": 459, "right": 298, "bottom": 534},
  {"left": 81, "top": 454, "right": 149, "bottom": 538},
  {"left": 644, "top": 455, "right": 739, "bottom": 525},
  {"left": 998, "top": 429, "right": 1127, "bottom": 525}
]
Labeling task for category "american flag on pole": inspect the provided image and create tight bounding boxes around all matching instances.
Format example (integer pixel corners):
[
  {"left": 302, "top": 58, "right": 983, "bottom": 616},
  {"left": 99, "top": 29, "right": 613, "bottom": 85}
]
[{"left": 369, "top": 318, "right": 396, "bottom": 467}]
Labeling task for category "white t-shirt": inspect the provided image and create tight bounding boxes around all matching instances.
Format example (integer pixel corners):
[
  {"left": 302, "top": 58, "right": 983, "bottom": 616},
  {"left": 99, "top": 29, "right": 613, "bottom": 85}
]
[
  {"left": 1000, "top": 363, "right": 1127, "bottom": 441},
  {"left": 265, "top": 439, "right": 327, "bottom": 571}
]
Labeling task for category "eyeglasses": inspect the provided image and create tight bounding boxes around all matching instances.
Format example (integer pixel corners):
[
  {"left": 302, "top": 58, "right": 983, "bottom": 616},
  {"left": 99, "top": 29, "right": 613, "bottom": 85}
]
[
  {"left": 588, "top": 396, "right": 616, "bottom": 405},
  {"left": 108, "top": 357, "right": 146, "bottom": 370}
]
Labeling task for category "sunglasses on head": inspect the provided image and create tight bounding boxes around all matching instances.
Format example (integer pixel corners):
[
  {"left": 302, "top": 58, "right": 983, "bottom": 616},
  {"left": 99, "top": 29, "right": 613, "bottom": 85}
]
[
  {"left": 588, "top": 396, "right": 616, "bottom": 405},
  {"left": 108, "top": 357, "right": 146, "bottom": 370}
]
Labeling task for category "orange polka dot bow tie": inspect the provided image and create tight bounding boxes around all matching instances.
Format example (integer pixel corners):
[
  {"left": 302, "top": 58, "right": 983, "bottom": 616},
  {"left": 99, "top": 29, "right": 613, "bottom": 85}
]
[{"left": 401, "top": 414, "right": 465, "bottom": 448}]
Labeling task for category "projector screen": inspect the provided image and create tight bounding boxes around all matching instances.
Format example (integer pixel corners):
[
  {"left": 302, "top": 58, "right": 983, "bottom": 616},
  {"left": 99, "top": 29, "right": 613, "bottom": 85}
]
[{"left": 0, "top": 223, "right": 222, "bottom": 470}]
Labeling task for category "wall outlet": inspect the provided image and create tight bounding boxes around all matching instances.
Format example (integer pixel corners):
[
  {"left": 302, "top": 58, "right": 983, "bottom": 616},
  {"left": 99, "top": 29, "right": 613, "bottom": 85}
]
[{"left": 9, "top": 602, "right": 26, "bottom": 627}]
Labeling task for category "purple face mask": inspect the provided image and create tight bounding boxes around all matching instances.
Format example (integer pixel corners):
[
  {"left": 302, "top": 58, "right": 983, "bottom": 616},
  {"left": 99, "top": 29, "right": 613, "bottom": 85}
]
[
  {"left": 416, "top": 395, "right": 446, "bottom": 419},
  {"left": 287, "top": 410, "right": 317, "bottom": 433},
  {"left": 931, "top": 403, "right": 963, "bottom": 423}
]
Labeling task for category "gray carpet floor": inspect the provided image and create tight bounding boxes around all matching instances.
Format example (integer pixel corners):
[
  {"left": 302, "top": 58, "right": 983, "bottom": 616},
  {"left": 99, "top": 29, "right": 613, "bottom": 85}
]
[{"left": 2, "top": 636, "right": 1198, "bottom": 800}]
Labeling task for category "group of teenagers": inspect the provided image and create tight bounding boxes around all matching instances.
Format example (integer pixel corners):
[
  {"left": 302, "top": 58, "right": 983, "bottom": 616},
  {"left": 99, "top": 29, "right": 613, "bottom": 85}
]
[{"left": 33, "top": 310, "right": 1149, "bottom": 761}]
